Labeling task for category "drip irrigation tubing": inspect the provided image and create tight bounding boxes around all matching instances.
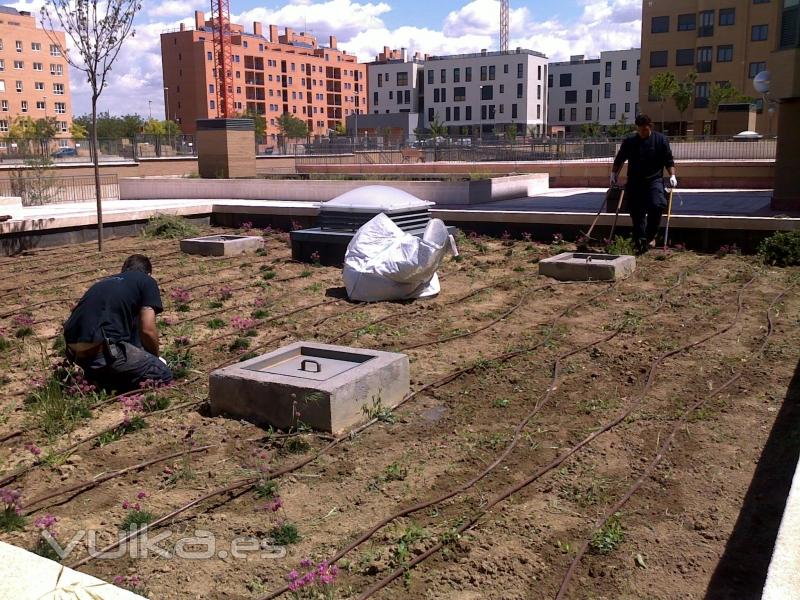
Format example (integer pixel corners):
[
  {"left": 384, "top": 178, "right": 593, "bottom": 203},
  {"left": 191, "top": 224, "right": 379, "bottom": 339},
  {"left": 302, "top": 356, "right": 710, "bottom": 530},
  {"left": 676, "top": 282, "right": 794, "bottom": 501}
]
[
  {"left": 354, "top": 274, "right": 757, "bottom": 599},
  {"left": 554, "top": 283, "right": 796, "bottom": 600}
]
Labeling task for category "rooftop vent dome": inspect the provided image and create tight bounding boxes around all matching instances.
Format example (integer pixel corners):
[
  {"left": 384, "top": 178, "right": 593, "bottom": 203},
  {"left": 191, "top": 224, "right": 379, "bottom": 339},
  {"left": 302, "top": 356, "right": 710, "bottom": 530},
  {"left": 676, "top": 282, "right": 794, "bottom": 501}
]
[{"left": 320, "top": 185, "right": 433, "bottom": 233}]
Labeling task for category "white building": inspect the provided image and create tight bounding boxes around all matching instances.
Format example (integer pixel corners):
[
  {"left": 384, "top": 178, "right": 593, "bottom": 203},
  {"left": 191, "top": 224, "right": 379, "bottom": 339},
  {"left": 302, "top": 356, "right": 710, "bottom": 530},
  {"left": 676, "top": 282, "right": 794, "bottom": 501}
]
[
  {"left": 422, "top": 49, "right": 549, "bottom": 137},
  {"left": 548, "top": 48, "right": 640, "bottom": 135},
  {"left": 368, "top": 47, "right": 425, "bottom": 116}
]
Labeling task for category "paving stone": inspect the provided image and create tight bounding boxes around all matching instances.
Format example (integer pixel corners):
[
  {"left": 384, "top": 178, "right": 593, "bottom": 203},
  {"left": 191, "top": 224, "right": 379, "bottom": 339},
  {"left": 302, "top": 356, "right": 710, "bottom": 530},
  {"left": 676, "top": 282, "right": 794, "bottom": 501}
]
[{"left": 179, "top": 234, "right": 263, "bottom": 256}]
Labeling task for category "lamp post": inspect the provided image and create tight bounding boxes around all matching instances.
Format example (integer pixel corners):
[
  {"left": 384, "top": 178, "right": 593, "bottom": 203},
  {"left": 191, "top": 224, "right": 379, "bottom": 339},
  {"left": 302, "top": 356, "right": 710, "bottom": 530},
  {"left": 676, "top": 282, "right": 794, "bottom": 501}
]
[{"left": 148, "top": 100, "right": 152, "bottom": 119}]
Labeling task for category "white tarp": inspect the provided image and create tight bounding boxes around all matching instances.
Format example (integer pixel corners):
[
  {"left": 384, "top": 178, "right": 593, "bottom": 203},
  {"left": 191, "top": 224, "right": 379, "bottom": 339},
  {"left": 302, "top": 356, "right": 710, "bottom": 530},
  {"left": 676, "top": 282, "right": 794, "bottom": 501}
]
[{"left": 343, "top": 213, "right": 457, "bottom": 302}]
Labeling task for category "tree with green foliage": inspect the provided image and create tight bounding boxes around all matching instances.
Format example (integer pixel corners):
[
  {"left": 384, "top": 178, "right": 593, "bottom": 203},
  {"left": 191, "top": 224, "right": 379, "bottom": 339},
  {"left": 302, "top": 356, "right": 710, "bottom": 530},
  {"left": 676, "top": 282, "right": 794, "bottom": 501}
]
[
  {"left": 428, "top": 113, "right": 447, "bottom": 138},
  {"left": 277, "top": 113, "right": 308, "bottom": 153},
  {"left": 607, "top": 115, "right": 636, "bottom": 138},
  {"left": 73, "top": 113, "right": 144, "bottom": 140},
  {"left": 70, "top": 122, "right": 88, "bottom": 140},
  {"left": 649, "top": 71, "right": 679, "bottom": 132},
  {"left": 333, "top": 121, "right": 347, "bottom": 136},
  {"left": 708, "top": 83, "right": 750, "bottom": 117},
  {"left": 503, "top": 125, "right": 518, "bottom": 144},
  {"left": 580, "top": 121, "right": 602, "bottom": 138},
  {"left": 671, "top": 72, "right": 697, "bottom": 135},
  {"left": 238, "top": 110, "right": 266, "bottom": 139}
]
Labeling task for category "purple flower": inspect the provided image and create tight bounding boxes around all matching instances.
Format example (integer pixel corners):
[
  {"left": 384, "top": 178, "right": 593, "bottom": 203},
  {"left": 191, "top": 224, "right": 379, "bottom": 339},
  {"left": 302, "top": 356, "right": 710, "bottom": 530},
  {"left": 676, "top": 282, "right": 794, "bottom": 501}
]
[
  {"left": 136, "top": 491, "right": 147, "bottom": 500},
  {"left": 300, "top": 558, "right": 312, "bottom": 568},
  {"left": 12, "top": 313, "right": 34, "bottom": 328},
  {"left": 288, "top": 581, "right": 300, "bottom": 592},
  {"left": 0, "top": 487, "right": 22, "bottom": 514},
  {"left": 112, "top": 575, "right": 125, "bottom": 585},
  {"left": 286, "top": 569, "right": 299, "bottom": 582},
  {"left": 122, "top": 500, "right": 130, "bottom": 510},
  {"left": 266, "top": 496, "right": 283, "bottom": 512},
  {"left": 174, "top": 336, "right": 191, "bottom": 347},
  {"left": 169, "top": 288, "right": 192, "bottom": 305},
  {"left": 241, "top": 221, "right": 253, "bottom": 230},
  {"left": 24, "top": 442, "right": 42, "bottom": 457},
  {"left": 230, "top": 316, "right": 257, "bottom": 332},
  {"left": 34, "top": 514, "right": 57, "bottom": 534}
]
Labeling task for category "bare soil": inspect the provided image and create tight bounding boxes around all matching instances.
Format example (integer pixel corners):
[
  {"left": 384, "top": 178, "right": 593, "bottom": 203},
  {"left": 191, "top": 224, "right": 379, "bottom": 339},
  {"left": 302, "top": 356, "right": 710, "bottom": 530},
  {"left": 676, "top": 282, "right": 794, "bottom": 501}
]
[{"left": 0, "top": 228, "right": 798, "bottom": 600}]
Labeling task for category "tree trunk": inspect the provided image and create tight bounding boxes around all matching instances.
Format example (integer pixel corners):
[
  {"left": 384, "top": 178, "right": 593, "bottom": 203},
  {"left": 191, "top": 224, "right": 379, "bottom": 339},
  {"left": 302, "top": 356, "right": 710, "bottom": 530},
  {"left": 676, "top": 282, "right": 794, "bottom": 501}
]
[{"left": 91, "top": 95, "right": 103, "bottom": 253}]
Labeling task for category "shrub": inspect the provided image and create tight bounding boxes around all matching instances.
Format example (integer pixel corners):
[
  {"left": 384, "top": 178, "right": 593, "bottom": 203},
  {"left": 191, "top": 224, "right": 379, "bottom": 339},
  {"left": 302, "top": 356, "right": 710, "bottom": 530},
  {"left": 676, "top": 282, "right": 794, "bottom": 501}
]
[
  {"left": 163, "top": 347, "right": 193, "bottom": 379},
  {"left": 607, "top": 236, "right": 635, "bottom": 256},
  {"left": 589, "top": 513, "right": 624, "bottom": 555},
  {"left": 271, "top": 522, "right": 300, "bottom": 545},
  {"left": 25, "top": 362, "right": 98, "bottom": 438},
  {"left": 0, "top": 488, "right": 25, "bottom": 532},
  {"left": 142, "top": 215, "right": 199, "bottom": 239},
  {"left": 759, "top": 230, "right": 800, "bottom": 267}
]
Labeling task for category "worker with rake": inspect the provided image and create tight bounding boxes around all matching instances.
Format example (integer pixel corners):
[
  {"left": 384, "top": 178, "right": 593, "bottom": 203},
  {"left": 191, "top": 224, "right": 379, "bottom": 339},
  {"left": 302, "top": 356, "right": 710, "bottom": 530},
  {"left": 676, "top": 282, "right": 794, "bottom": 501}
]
[
  {"left": 63, "top": 254, "right": 173, "bottom": 392},
  {"left": 610, "top": 114, "right": 677, "bottom": 255}
]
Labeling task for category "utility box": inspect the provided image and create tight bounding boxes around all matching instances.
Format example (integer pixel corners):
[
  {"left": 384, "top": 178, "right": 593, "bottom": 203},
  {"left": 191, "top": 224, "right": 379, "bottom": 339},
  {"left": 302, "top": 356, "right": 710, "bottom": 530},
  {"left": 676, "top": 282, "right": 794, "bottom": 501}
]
[
  {"left": 539, "top": 252, "right": 636, "bottom": 281},
  {"left": 196, "top": 118, "right": 256, "bottom": 179},
  {"left": 180, "top": 234, "right": 263, "bottom": 257},
  {"left": 209, "top": 342, "right": 410, "bottom": 434}
]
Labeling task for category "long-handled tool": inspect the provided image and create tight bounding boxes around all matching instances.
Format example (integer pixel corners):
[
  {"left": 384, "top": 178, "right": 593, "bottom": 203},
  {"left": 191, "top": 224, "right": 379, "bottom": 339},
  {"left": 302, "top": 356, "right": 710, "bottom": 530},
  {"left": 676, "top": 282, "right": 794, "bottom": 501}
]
[
  {"left": 607, "top": 188, "right": 625, "bottom": 244},
  {"left": 578, "top": 191, "right": 612, "bottom": 248},
  {"left": 663, "top": 187, "right": 675, "bottom": 251}
]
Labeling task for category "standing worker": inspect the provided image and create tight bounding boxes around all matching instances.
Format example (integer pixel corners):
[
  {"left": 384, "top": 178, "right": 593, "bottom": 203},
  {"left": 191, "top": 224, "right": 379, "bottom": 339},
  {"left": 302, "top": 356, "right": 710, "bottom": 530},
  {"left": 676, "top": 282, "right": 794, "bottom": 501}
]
[
  {"left": 610, "top": 114, "right": 677, "bottom": 254},
  {"left": 63, "top": 254, "right": 173, "bottom": 392}
]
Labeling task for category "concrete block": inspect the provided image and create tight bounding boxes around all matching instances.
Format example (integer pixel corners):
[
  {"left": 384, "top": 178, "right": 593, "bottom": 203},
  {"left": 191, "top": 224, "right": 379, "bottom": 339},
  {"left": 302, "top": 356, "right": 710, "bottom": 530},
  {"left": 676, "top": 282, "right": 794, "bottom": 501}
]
[
  {"left": 0, "top": 196, "right": 23, "bottom": 220},
  {"left": 179, "top": 234, "right": 263, "bottom": 257},
  {"left": 0, "top": 540, "right": 146, "bottom": 599},
  {"left": 209, "top": 341, "right": 410, "bottom": 434},
  {"left": 539, "top": 252, "right": 635, "bottom": 281}
]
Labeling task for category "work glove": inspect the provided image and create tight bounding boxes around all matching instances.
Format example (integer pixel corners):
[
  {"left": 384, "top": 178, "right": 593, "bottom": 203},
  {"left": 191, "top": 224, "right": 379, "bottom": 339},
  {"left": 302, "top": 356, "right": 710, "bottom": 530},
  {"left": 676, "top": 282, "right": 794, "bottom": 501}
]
[
  {"left": 610, "top": 172, "right": 618, "bottom": 187},
  {"left": 669, "top": 175, "right": 678, "bottom": 188}
]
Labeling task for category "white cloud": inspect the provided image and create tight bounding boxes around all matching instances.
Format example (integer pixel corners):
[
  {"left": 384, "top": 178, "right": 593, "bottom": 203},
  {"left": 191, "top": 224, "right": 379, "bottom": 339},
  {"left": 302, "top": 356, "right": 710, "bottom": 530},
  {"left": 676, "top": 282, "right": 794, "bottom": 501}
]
[
  {"left": 442, "top": 0, "right": 530, "bottom": 37},
  {"left": 148, "top": 0, "right": 205, "bottom": 19}
]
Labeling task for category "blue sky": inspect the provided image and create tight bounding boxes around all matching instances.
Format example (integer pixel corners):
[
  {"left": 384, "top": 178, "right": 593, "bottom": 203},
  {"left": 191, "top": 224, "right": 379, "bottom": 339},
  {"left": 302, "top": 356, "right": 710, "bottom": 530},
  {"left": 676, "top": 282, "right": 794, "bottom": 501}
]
[{"left": 11, "top": 0, "right": 641, "bottom": 117}]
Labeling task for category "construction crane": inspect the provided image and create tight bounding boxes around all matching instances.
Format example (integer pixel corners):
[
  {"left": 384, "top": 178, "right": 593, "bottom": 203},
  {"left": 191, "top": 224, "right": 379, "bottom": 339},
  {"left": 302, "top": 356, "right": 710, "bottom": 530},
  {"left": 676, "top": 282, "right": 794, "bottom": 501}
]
[
  {"left": 500, "top": 0, "right": 509, "bottom": 53},
  {"left": 210, "top": 0, "right": 234, "bottom": 118}
]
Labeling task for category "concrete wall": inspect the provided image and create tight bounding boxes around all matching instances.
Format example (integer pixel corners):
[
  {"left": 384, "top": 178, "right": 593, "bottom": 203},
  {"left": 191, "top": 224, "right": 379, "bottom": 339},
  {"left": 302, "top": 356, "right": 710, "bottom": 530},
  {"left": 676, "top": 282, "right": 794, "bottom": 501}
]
[{"left": 119, "top": 174, "right": 549, "bottom": 205}]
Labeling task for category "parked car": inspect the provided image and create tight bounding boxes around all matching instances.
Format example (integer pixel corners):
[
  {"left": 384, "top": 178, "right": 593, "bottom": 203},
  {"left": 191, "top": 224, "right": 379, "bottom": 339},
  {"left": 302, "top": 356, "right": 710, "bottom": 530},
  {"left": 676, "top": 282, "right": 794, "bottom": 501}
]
[{"left": 51, "top": 147, "right": 78, "bottom": 158}]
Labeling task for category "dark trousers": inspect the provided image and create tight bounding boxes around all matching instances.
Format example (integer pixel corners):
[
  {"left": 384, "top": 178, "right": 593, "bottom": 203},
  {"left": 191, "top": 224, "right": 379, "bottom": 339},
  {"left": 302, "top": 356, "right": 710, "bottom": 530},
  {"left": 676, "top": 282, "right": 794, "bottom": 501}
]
[
  {"left": 74, "top": 341, "right": 173, "bottom": 393},
  {"left": 627, "top": 178, "right": 667, "bottom": 243}
]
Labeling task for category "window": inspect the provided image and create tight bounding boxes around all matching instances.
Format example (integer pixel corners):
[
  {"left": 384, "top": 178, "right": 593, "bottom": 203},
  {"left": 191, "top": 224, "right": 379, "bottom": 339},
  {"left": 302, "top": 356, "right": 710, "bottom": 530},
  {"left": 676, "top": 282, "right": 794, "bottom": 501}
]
[
  {"left": 15, "top": 41, "right": 22, "bottom": 52},
  {"left": 592, "top": 71, "right": 600, "bottom": 85},
  {"left": 427, "top": 107, "right": 434, "bottom": 122},
  {"left": 537, "top": 104, "right": 541, "bottom": 119},
  {"left": 489, "top": 65, "right": 496, "bottom": 80},
  {"left": 15, "top": 81, "right": 22, "bottom": 92},
  {"left": 54, "top": 102, "right": 66, "bottom": 114},
  {"left": 697, "top": 46, "right": 712, "bottom": 72},
  {"left": 621, "top": 60, "right": 628, "bottom": 71},
  {"left": 389, "top": 90, "right": 394, "bottom": 100},
  {"left": 749, "top": 61, "right": 767, "bottom": 78},
  {"left": 31, "top": 42, "right": 41, "bottom": 51},
  {"left": 780, "top": 0, "right": 800, "bottom": 48},
  {"left": 676, "top": 48, "right": 695, "bottom": 66},
  {"left": 517, "top": 63, "right": 523, "bottom": 78},
  {"left": 695, "top": 82, "right": 710, "bottom": 108},
  {"left": 559, "top": 73, "right": 572, "bottom": 87},
  {"left": 480, "top": 65, "right": 487, "bottom": 81},
  {"left": 537, "top": 84, "right": 541, "bottom": 99},
  {"left": 699, "top": 10, "right": 715, "bottom": 36},
  {"left": 481, "top": 85, "right": 493, "bottom": 100},
  {"left": 752, "top": 24, "right": 769, "bottom": 40},
  {"left": 677, "top": 13, "right": 696, "bottom": 31},
  {"left": 585, "top": 89, "right": 592, "bottom": 102},
  {"left": 0, "top": 81, "right": 4, "bottom": 93},
  {"left": 209, "top": 100, "right": 215, "bottom": 110},
  {"left": 441, "top": 88, "right": 446, "bottom": 102},
  {"left": 13, "top": 61, "right": 22, "bottom": 70},
  {"left": 208, "top": 84, "right": 214, "bottom": 94},
  {"left": 636, "top": 59, "right": 640, "bottom": 75},
  {"left": 651, "top": 15, "right": 669, "bottom": 33},
  {"left": 585, "top": 107, "right": 592, "bottom": 120},
  {"left": 720, "top": 8, "right": 735, "bottom": 25},
  {"left": 34, "top": 82, "right": 43, "bottom": 90},
  {"left": 609, "top": 103, "right": 616, "bottom": 120},
  {"left": 207, "top": 51, "right": 213, "bottom": 61},
  {"left": 499, "top": 84, "right": 504, "bottom": 93},
  {"left": 605, "top": 61, "right": 611, "bottom": 77},
  {"left": 548, "top": 73, "right": 553, "bottom": 87},
  {"left": 565, "top": 90, "right": 577, "bottom": 104},
  {"left": 503, "top": 64, "right": 509, "bottom": 74},
  {"left": 433, "top": 88, "right": 439, "bottom": 102},
  {"left": 625, "top": 102, "right": 630, "bottom": 112},
  {"left": 604, "top": 82, "right": 611, "bottom": 98},
  {"left": 33, "top": 62, "right": 42, "bottom": 71},
  {"left": 373, "top": 91, "right": 378, "bottom": 105},
  {"left": 466, "top": 106, "right": 472, "bottom": 120},
  {"left": 625, "top": 81, "right": 631, "bottom": 91},
  {"left": 0, "top": 60, "right": 4, "bottom": 71},
  {"left": 0, "top": 120, "right": 7, "bottom": 132},
  {"left": 454, "top": 106, "right": 460, "bottom": 120},
  {"left": 440, "top": 69, "right": 446, "bottom": 83},
  {"left": 377, "top": 73, "right": 382, "bottom": 87},
  {"left": 517, "top": 83, "right": 523, "bottom": 98},
  {"left": 512, "top": 103, "right": 518, "bottom": 118},
  {"left": 397, "top": 72, "right": 408, "bottom": 86},
  {"left": 717, "top": 45, "right": 733, "bottom": 62},
  {"left": 36, "top": 100, "right": 45, "bottom": 110},
  {"left": 1, "top": 100, "right": 6, "bottom": 112},
  {"left": 558, "top": 108, "right": 565, "bottom": 121},
  {"left": 570, "top": 107, "right": 577, "bottom": 121},
  {"left": 454, "top": 68, "right": 460, "bottom": 82},
  {"left": 454, "top": 86, "right": 466, "bottom": 101},
  {"left": 538, "top": 65, "right": 542, "bottom": 79},
  {"left": 650, "top": 50, "right": 668, "bottom": 67},
  {"left": 51, "top": 64, "right": 63, "bottom": 76},
  {"left": 427, "top": 70, "right": 434, "bottom": 85},
  {"left": 53, "top": 83, "right": 64, "bottom": 95},
  {"left": 465, "top": 67, "right": 472, "bottom": 82}
]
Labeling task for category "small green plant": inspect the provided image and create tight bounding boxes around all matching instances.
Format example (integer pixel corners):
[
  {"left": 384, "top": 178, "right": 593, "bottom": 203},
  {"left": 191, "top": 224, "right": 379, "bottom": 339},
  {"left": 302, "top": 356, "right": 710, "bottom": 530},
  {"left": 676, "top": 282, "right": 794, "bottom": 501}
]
[
  {"left": 96, "top": 415, "right": 147, "bottom": 446},
  {"left": 252, "top": 309, "right": 269, "bottom": 319},
  {"left": 142, "top": 215, "right": 199, "bottom": 239},
  {"left": 390, "top": 524, "right": 428, "bottom": 568},
  {"left": 0, "top": 335, "right": 11, "bottom": 352},
  {"left": 759, "top": 230, "right": 800, "bottom": 267},
  {"left": 0, "top": 488, "right": 25, "bottom": 532},
  {"left": 589, "top": 513, "right": 624, "bottom": 555},
  {"left": 229, "top": 337, "right": 251, "bottom": 352},
  {"left": 207, "top": 318, "right": 226, "bottom": 329},
  {"left": 119, "top": 493, "right": 154, "bottom": 530},
  {"left": 607, "top": 236, "right": 635, "bottom": 255},
  {"left": 162, "top": 347, "right": 193, "bottom": 379},
  {"left": 142, "top": 392, "right": 170, "bottom": 413},
  {"left": 300, "top": 270, "right": 312, "bottom": 278},
  {"left": 240, "top": 351, "right": 258, "bottom": 361},
  {"left": 362, "top": 396, "right": 396, "bottom": 424},
  {"left": 208, "top": 300, "right": 224, "bottom": 309},
  {"left": 25, "top": 362, "right": 98, "bottom": 439},
  {"left": 284, "top": 436, "right": 311, "bottom": 454},
  {"left": 271, "top": 522, "right": 300, "bottom": 545},
  {"left": 51, "top": 336, "right": 65, "bottom": 353},
  {"left": 254, "top": 479, "right": 279, "bottom": 499},
  {"left": 492, "top": 398, "right": 510, "bottom": 408},
  {"left": 384, "top": 462, "right": 408, "bottom": 482},
  {"left": 261, "top": 270, "right": 277, "bottom": 280}
]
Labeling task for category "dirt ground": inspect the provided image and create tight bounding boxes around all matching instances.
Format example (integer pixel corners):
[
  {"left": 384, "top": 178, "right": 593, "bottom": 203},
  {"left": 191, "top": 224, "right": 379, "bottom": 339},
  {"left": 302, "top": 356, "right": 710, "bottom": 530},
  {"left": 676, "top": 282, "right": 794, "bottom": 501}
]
[{"left": 0, "top": 226, "right": 798, "bottom": 600}]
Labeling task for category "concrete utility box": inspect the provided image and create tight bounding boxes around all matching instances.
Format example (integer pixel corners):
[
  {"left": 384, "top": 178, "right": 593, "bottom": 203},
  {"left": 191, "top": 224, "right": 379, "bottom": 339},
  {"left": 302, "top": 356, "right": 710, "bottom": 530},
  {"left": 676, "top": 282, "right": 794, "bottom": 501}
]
[
  {"left": 180, "top": 234, "right": 264, "bottom": 257},
  {"left": 539, "top": 252, "right": 635, "bottom": 281},
  {"left": 209, "top": 342, "right": 410, "bottom": 434},
  {"left": 196, "top": 118, "right": 256, "bottom": 179}
]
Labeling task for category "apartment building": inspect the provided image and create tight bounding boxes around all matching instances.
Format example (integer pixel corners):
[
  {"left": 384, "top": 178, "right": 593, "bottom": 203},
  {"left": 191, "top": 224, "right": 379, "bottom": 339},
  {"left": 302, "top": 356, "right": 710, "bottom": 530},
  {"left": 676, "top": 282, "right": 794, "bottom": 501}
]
[
  {"left": 0, "top": 5, "right": 72, "bottom": 145},
  {"left": 547, "top": 49, "right": 640, "bottom": 135},
  {"left": 421, "top": 49, "right": 549, "bottom": 136},
  {"left": 640, "top": 0, "right": 793, "bottom": 134},
  {"left": 161, "top": 13, "right": 367, "bottom": 145}
]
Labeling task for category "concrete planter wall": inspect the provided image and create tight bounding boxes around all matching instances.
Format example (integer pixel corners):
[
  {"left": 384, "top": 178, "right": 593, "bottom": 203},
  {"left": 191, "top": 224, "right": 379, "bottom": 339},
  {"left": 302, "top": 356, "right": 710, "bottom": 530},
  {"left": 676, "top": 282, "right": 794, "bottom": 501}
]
[{"left": 119, "top": 174, "right": 549, "bottom": 206}]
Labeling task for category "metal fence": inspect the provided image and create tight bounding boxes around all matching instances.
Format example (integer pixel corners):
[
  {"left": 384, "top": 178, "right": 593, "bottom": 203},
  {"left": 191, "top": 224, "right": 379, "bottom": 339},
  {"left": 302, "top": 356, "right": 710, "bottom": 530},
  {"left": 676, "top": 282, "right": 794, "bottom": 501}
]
[
  {"left": 0, "top": 173, "right": 119, "bottom": 206},
  {"left": 295, "top": 136, "right": 777, "bottom": 166}
]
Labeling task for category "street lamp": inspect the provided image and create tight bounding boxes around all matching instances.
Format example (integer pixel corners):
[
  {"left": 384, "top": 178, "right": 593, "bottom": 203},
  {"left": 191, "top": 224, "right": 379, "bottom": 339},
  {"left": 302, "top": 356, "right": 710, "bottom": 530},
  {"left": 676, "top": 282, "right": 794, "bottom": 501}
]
[{"left": 148, "top": 99, "right": 152, "bottom": 119}]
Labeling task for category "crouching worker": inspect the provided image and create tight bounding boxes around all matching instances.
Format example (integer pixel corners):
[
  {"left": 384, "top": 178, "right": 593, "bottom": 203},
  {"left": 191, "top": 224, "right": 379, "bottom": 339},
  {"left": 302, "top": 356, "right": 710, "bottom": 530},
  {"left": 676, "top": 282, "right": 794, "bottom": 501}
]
[{"left": 63, "top": 254, "right": 173, "bottom": 392}]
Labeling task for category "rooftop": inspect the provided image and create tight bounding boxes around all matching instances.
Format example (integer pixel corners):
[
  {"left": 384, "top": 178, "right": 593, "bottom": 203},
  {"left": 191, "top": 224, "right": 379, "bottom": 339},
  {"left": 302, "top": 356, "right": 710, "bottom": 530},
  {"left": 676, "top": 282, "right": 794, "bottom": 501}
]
[{"left": 427, "top": 48, "right": 547, "bottom": 61}]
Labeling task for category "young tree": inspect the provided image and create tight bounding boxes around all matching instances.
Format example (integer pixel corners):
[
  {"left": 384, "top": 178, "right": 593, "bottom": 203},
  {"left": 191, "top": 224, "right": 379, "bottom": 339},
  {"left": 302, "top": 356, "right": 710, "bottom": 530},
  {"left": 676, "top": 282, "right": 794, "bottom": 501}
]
[
  {"left": 238, "top": 110, "right": 266, "bottom": 139},
  {"left": 428, "top": 113, "right": 447, "bottom": 138},
  {"left": 649, "top": 71, "right": 678, "bottom": 132},
  {"left": 333, "top": 121, "right": 347, "bottom": 136},
  {"left": 580, "top": 121, "right": 602, "bottom": 138},
  {"left": 607, "top": 115, "right": 635, "bottom": 138},
  {"left": 708, "top": 83, "right": 749, "bottom": 117},
  {"left": 277, "top": 113, "right": 309, "bottom": 153},
  {"left": 70, "top": 122, "right": 88, "bottom": 140},
  {"left": 671, "top": 72, "right": 697, "bottom": 135},
  {"left": 41, "top": 0, "right": 142, "bottom": 252}
]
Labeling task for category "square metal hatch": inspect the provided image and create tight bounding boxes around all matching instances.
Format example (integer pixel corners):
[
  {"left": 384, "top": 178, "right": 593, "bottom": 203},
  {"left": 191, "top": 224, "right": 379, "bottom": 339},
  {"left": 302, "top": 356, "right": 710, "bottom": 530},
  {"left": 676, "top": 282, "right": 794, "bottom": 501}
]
[{"left": 244, "top": 346, "right": 375, "bottom": 382}]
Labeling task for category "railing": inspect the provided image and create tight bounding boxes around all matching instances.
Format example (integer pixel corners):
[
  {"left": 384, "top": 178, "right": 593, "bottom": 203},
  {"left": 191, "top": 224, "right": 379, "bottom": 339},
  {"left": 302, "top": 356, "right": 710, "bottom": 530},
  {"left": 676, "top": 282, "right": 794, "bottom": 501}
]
[{"left": 0, "top": 173, "right": 119, "bottom": 206}]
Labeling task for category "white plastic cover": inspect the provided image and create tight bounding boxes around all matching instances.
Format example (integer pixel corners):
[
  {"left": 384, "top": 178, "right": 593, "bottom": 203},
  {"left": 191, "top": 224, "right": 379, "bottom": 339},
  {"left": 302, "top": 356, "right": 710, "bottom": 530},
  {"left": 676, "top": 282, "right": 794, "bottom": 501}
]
[{"left": 343, "top": 213, "right": 457, "bottom": 302}]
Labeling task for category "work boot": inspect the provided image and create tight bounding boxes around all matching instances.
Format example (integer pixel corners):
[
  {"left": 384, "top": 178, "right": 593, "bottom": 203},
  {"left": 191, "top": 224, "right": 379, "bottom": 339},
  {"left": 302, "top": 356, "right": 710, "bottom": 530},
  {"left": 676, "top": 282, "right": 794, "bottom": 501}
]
[{"left": 635, "top": 238, "right": 649, "bottom": 256}]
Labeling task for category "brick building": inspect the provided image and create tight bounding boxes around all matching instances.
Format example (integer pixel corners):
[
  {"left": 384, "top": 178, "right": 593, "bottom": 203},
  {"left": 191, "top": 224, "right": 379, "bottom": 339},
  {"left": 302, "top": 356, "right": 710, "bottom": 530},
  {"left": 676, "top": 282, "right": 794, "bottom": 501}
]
[
  {"left": 0, "top": 5, "right": 72, "bottom": 146},
  {"left": 161, "top": 12, "right": 367, "bottom": 147}
]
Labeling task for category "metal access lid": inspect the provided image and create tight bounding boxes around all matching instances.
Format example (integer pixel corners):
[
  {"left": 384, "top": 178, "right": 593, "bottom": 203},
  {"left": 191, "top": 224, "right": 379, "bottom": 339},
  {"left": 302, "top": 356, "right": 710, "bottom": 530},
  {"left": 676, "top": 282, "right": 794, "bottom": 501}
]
[
  {"left": 322, "top": 185, "right": 433, "bottom": 215},
  {"left": 244, "top": 346, "right": 374, "bottom": 382},
  {"left": 188, "top": 235, "right": 251, "bottom": 242}
]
